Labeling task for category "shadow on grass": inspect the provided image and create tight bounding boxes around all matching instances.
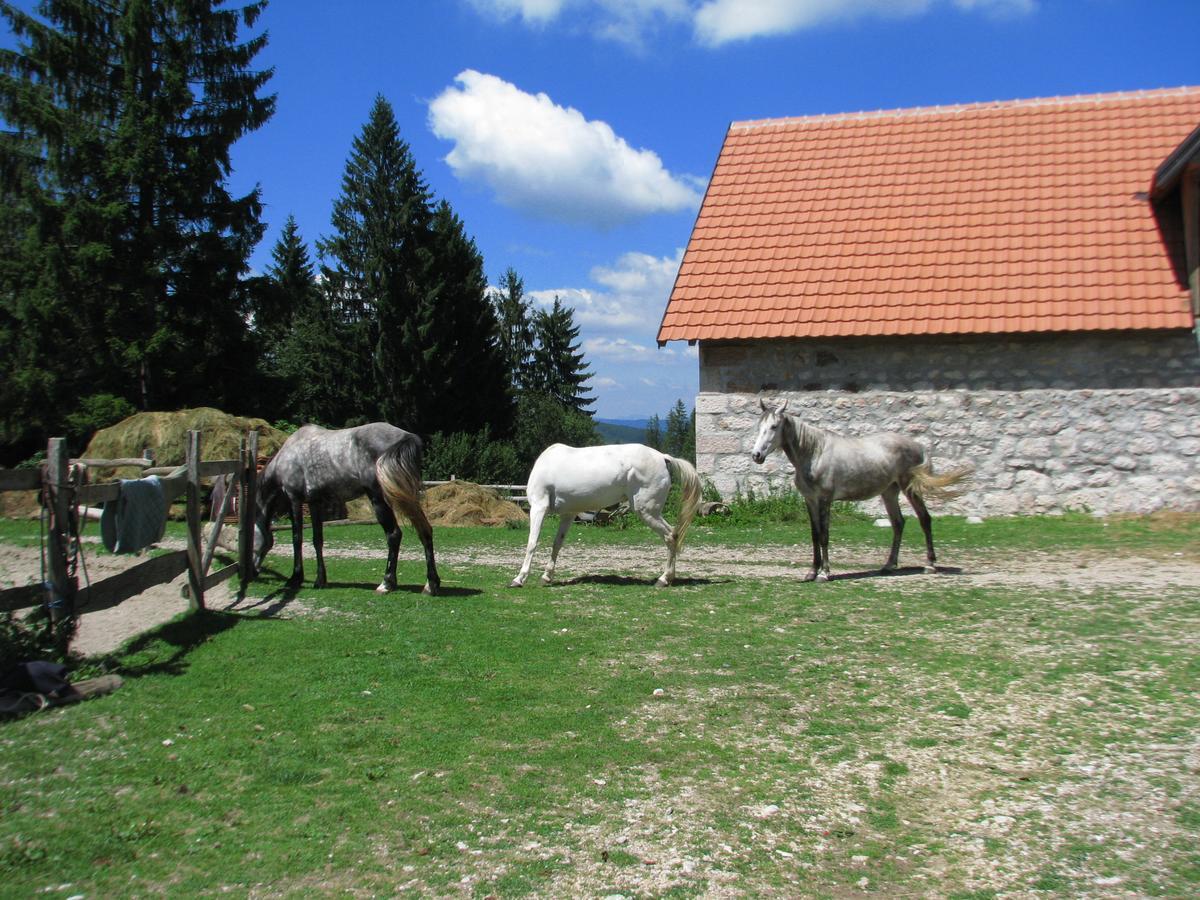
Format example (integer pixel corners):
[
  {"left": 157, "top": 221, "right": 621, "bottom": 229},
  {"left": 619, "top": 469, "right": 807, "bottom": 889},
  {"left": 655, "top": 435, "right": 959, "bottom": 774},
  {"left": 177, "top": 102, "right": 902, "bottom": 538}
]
[
  {"left": 112, "top": 609, "right": 243, "bottom": 678},
  {"left": 829, "top": 565, "right": 965, "bottom": 581},
  {"left": 557, "top": 574, "right": 724, "bottom": 587}
]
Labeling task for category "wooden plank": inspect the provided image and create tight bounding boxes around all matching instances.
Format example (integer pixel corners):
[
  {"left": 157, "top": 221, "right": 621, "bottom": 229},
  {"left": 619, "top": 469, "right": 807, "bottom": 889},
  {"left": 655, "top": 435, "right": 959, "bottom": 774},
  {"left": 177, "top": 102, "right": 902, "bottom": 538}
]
[
  {"left": 45, "top": 438, "right": 74, "bottom": 628},
  {"left": 198, "top": 459, "right": 240, "bottom": 478},
  {"left": 203, "top": 562, "right": 239, "bottom": 591},
  {"left": 0, "top": 583, "right": 45, "bottom": 613},
  {"left": 0, "top": 469, "right": 42, "bottom": 492},
  {"left": 73, "top": 457, "right": 151, "bottom": 468},
  {"left": 201, "top": 472, "right": 236, "bottom": 576},
  {"left": 76, "top": 482, "right": 121, "bottom": 505},
  {"left": 239, "top": 430, "right": 258, "bottom": 589},
  {"left": 76, "top": 551, "right": 188, "bottom": 614},
  {"left": 186, "top": 431, "right": 204, "bottom": 611}
]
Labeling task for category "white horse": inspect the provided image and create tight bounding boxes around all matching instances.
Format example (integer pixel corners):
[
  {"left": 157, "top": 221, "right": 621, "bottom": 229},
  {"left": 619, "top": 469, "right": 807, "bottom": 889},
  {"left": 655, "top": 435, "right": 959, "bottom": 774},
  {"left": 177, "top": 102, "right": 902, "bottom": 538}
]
[
  {"left": 510, "top": 443, "right": 702, "bottom": 588},
  {"left": 750, "top": 399, "right": 971, "bottom": 581}
]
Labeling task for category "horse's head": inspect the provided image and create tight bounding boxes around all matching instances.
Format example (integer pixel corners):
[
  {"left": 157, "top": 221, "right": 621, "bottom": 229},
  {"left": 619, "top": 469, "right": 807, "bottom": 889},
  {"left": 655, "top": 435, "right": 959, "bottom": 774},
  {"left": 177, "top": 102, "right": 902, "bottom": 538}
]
[{"left": 750, "top": 398, "right": 789, "bottom": 464}]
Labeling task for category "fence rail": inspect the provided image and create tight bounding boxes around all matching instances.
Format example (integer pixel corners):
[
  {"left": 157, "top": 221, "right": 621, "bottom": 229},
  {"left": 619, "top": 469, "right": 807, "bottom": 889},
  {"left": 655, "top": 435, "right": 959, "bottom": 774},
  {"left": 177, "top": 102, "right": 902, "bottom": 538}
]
[{"left": 0, "top": 430, "right": 259, "bottom": 651}]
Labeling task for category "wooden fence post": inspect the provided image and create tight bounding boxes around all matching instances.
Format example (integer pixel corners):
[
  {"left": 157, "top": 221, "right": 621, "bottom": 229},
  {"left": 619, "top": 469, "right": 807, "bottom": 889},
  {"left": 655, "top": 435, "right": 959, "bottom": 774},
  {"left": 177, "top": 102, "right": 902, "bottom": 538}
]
[
  {"left": 45, "top": 437, "right": 76, "bottom": 638},
  {"left": 185, "top": 430, "right": 204, "bottom": 611},
  {"left": 238, "top": 429, "right": 258, "bottom": 596}
]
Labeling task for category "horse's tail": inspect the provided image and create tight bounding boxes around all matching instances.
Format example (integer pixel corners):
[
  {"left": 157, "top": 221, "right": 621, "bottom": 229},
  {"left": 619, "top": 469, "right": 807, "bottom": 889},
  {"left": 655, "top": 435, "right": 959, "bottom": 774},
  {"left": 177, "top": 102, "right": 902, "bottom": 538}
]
[
  {"left": 375, "top": 434, "right": 430, "bottom": 528},
  {"left": 663, "top": 454, "right": 702, "bottom": 549},
  {"left": 909, "top": 462, "right": 974, "bottom": 502}
]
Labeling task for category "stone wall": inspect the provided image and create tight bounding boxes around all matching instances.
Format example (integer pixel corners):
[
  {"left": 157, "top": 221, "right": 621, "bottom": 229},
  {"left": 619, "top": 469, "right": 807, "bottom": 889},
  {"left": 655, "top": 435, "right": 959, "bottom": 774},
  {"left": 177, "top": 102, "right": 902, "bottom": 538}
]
[{"left": 695, "top": 333, "right": 1200, "bottom": 516}]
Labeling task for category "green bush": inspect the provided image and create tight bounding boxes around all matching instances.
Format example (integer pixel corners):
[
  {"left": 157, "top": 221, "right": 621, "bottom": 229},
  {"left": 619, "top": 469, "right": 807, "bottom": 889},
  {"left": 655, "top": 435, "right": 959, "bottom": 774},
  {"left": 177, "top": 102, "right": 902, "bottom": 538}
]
[{"left": 63, "top": 394, "right": 136, "bottom": 449}]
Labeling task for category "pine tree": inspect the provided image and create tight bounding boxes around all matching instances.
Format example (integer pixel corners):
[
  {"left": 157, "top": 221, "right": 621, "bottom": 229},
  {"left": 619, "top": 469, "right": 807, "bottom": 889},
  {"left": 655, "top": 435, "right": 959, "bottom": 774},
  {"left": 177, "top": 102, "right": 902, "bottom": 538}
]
[
  {"left": 425, "top": 201, "right": 514, "bottom": 436},
  {"left": 664, "top": 399, "right": 695, "bottom": 461},
  {"left": 531, "top": 297, "right": 595, "bottom": 415},
  {"left": 317, "top": 95, "right": 433, "bottom": 428},
  {"left": 491, "top": 267, "right": 535, "bottom": 393},
  {"left": 644, "top": 415, "right": 663, "bottom": 450},
  {"left": 0, "top": 0, "right": 274, "bottom": 438}
]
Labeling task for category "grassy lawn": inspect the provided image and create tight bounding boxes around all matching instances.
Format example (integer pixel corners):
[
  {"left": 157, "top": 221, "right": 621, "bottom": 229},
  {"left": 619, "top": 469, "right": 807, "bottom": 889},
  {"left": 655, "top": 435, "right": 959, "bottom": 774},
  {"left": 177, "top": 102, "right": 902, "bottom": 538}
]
[{"left": 1, "top": 513, "right": 1198, "bottom": 896}]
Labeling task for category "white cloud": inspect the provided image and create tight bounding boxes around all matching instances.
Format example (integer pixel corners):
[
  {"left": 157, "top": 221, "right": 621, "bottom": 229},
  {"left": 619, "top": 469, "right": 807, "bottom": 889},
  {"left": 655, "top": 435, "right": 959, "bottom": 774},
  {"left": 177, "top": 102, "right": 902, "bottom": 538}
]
[
  {"left": 695, "top": 0, "right": 1034, "bottom": 44},
  {"left": 530, "top": 249, "right": 683, "bottom": 334},
  {"left": 428, "top": 71, "right": 701, "bottom": 226},
  {"left": 466, "top": 0, "right": 1035, "bottom": 46}
]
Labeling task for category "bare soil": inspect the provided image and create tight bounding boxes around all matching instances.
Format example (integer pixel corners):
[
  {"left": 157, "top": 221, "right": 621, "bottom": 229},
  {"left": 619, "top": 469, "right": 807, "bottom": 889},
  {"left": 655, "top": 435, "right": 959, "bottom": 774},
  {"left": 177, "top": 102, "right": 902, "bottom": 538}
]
[{"left": 3, "top": 529, "right": 1199, "bottom": 659}]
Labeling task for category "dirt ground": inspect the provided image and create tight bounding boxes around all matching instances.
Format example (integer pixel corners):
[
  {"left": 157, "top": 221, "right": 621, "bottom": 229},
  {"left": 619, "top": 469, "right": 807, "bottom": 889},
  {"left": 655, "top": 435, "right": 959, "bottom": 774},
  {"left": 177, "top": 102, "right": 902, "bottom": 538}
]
[{"left": 2, "top": 527, "right": 1199, "bottom": 659}]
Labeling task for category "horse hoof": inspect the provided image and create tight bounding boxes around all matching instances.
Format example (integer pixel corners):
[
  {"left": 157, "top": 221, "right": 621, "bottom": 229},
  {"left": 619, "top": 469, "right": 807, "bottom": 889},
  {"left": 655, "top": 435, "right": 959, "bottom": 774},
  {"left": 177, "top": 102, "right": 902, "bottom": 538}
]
[
  {"left": 815, "top": 572, "right": 830, "bottom": 583},
  {"left": 508, "top": 579, "right": 524, "bottom": 589},
  {"left": 881, "top": 563, "right": 898, "bottom": 574},
  {"left": 540, "top": 575, "right": 553, "bottom": 586},
  {"left": 924, "top": 565, "right": 938, "bottom": 575},
  {"left": 375, "top": 582, "right": 393, "bottom": 594},
  {"left": 802, "top": 571, "right": 818, "bottom": 582},
  {"left": 422, "top": 582, "right": 439, "bottom": 596},
  {"left": 654, "top": 576, "right": 670, "bottom": 587}
]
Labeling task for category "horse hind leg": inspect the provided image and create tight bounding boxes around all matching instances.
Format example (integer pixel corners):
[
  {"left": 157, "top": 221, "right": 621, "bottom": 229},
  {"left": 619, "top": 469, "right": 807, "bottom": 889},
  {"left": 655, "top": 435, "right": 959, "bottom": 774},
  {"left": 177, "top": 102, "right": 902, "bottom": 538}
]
[
  {"left": 542, "top": 515, "right": 573, "bottom": 585},
  {"left": 880, "top": 486, "right": 905, "bottom": 573},
  {"left": 633, "top": 493, "right": 676, "bottom": 587},
  {"left": 904, "top": 487, "right": 938, "bottom": 573},
  {"left": 370, "top": 492, "right": 401, "bottom": 593},
  {"left": 311, "top": 507, "right": 327, "bottom": 589},
  {"left": 511, "top": 497, "right": 548, "bottom": 588}
]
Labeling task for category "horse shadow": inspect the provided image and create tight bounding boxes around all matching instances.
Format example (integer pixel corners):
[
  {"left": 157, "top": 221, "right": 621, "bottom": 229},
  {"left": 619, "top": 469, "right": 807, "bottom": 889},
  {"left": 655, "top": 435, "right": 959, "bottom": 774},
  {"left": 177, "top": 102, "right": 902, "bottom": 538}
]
[
  {"left": 557, "top": 574, "right": 724, "bottom": 588},
  {"left": 829, "top": 565, "right": 965, "bottom": 582}
]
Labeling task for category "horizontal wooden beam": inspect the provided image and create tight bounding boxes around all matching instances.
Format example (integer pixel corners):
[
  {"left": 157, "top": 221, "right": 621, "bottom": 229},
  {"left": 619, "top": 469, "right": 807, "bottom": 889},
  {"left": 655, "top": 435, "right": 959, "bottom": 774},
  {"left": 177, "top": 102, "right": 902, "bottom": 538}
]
[
  {"left": 73, "top": 457, "right": 151, "bottom": 469},
  {"left": 76, "top": 550, "right": 188, "bottom": 615},
  {"left": 0, "top": 469, "right": 42, "bottom": 492},
  {"left": 76, "top": 482, "right": 121, "bottom": 505},
  {"left": 198, "top": 459, "right": 240, "bottom": 478},
  {"left": 203, "top": 562, "right": 239, "bottom": 591},
  {"left": 0, "top": 583, "right": 44, "bottom": 613}
]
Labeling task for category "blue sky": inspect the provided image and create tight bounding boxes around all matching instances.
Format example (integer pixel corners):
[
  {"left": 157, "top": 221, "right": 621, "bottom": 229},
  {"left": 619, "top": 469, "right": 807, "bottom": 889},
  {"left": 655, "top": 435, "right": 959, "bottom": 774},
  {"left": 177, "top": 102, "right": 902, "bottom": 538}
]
[{"left": 6, "top": 1, "right": 1198, "bottom": 419}]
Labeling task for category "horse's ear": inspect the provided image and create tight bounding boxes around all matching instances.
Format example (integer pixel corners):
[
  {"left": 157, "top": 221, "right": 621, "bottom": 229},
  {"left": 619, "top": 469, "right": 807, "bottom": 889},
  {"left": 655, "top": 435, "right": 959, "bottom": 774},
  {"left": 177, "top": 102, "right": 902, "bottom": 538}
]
[
  {"left": 759, "top": 398, "right": 767, "bottom": 412},
  {"left": 779, "top": 399, "right": 789, "bottom": 414}
]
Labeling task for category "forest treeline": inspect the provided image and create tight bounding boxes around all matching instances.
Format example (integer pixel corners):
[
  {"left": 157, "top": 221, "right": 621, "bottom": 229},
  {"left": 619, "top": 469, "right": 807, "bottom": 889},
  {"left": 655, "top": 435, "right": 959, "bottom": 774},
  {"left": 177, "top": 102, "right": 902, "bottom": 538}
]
[{"left": 0, "top": 0, "right": 633, "bottom": 482}]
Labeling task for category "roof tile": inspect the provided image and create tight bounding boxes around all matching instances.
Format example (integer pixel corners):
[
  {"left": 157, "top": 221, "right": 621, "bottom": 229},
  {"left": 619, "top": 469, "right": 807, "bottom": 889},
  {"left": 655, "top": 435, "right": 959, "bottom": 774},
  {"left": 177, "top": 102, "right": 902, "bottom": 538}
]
[{"left": 661, "top": 87, "right": 1199, "bottom": 343}]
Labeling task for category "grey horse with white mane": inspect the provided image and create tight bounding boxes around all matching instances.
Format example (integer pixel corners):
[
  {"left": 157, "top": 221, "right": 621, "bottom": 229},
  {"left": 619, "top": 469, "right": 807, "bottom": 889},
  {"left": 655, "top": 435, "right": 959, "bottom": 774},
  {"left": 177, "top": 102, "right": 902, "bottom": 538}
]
[
  {"left": 252, "top": 423, "right": 440, "bottom": 595},
  {"left": 750, "top": 399, "right": 970, "bottom": 581}
]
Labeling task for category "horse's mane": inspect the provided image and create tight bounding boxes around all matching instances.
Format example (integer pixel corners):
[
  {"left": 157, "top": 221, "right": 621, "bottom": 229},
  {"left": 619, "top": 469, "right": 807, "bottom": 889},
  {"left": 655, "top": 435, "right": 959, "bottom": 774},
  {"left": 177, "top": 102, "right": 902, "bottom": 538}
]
[{"left": 781, "top": 413, "right": 824, "bottom": 457}]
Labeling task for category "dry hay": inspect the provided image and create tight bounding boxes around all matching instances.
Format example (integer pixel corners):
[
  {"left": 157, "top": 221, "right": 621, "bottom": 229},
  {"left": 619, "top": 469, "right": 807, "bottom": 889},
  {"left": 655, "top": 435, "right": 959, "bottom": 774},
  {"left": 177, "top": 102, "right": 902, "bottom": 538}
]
[
  {"left": 420, "top": 481, "right": 527, "bottom": 527},
  {"left": 83, "top": 407, "right": 289, "bottom": 474}
]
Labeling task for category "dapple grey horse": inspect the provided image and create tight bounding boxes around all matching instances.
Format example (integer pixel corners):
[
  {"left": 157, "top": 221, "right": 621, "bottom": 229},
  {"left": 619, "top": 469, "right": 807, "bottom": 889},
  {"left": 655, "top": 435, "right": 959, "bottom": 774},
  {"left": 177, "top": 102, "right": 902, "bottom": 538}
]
[
  {"left": 253, "top": 423, "right": 440, "bottom": 595},
  {"left": 750, "top": 399, "right": 970, "bottom": 581}
]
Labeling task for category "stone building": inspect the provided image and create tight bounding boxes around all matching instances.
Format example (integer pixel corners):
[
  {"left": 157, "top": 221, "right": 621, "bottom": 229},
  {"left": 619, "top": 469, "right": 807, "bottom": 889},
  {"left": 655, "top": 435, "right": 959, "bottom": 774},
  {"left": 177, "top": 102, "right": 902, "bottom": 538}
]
[{"left": 657, "top": 87, "right": 1200, "bottom": 516}]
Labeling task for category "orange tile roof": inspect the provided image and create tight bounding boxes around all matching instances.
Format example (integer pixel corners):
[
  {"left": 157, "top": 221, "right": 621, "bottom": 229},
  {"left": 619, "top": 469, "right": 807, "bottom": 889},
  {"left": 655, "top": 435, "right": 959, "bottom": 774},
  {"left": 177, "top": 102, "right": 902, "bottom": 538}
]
[{"left": 658, "top": 87, "right": 1200, "bottom": 344}]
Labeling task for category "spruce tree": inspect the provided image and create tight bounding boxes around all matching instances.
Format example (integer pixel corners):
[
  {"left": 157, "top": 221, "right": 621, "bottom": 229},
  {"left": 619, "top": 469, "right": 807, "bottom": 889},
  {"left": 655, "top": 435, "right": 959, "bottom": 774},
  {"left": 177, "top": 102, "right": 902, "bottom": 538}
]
[
  {"left": 664, "top": 399, "right": 695, "bottom": 462},
  {"left": 425, "top": 201, "right": 514, "bottom": 436},
  {"left": 0, "top": 0, "right": 274, "bottom": 440},
  {"left": 318, "top": 95, "right": 433, "bottom": 428},
  {"left": 531, "top": 296, "right": 595, "bottom": 415},
  {"left": 491, "top": 267, "right": 535, "bottom": 393}
]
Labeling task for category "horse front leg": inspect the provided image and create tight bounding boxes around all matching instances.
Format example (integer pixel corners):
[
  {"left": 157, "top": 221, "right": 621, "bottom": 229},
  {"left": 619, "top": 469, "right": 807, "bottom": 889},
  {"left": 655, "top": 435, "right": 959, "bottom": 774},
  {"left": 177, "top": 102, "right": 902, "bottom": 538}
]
[
  {"left": 802, "top": 495, "right": 822, "bottom": 582},
  {"left": 905, "top": 488, "right": 938, "bottom": 573},
  {"left": 311, "top": 508, "right": 327, "bottom": 589},
  {"left": 880, "top": 486, "right": 905, "bottom": 573},
  {"left": 815, "top": 496, "right": 833, "bottom": 581},
  {"left": 287, "top": 496, "right": 304, "bottom": 589}
]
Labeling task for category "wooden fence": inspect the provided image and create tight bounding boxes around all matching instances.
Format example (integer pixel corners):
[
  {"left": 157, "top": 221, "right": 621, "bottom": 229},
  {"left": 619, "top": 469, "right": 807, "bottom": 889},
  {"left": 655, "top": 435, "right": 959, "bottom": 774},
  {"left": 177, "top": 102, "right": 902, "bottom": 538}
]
[{"left": 0, "top": 430, "right": 260, "bottom": 650}]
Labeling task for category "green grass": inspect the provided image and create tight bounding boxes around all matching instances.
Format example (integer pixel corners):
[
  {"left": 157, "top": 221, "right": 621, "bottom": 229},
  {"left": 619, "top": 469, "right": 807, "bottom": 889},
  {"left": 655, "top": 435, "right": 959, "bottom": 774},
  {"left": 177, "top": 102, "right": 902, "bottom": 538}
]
[{"left": 1, "top": 514, "right": 1199, "bottom": 896}]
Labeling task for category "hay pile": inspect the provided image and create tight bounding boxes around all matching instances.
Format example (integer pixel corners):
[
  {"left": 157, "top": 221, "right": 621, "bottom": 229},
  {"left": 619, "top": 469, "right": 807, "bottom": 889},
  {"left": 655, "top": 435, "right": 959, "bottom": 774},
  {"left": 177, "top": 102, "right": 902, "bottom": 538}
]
[
  {"left": 83, "top": 408, "right": 288, "bottom": 472},
  {"left": 421, "top": 481, "right": 527, "bottom": 527}
]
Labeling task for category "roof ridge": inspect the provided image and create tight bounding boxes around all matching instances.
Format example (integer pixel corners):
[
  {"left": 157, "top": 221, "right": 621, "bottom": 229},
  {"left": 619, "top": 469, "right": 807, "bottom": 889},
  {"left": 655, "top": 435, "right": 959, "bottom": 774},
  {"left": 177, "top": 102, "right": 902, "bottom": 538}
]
[{"left": 731, "top": 85, "right": 1200, "bottom": 131}]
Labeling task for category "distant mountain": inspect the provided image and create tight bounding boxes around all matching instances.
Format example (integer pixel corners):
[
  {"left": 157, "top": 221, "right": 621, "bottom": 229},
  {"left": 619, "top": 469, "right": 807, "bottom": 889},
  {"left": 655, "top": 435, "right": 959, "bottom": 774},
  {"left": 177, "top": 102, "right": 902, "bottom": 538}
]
[{"left": 595, "top": 419, "right": 648, "bottom": 444}]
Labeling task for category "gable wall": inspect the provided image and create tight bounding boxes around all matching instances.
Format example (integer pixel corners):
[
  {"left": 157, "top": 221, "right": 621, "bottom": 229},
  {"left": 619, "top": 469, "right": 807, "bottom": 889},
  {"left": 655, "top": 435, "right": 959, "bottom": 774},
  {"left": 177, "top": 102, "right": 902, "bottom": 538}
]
[{"left": 696, "top": 332, "right": 1200, "bottom": 516}]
